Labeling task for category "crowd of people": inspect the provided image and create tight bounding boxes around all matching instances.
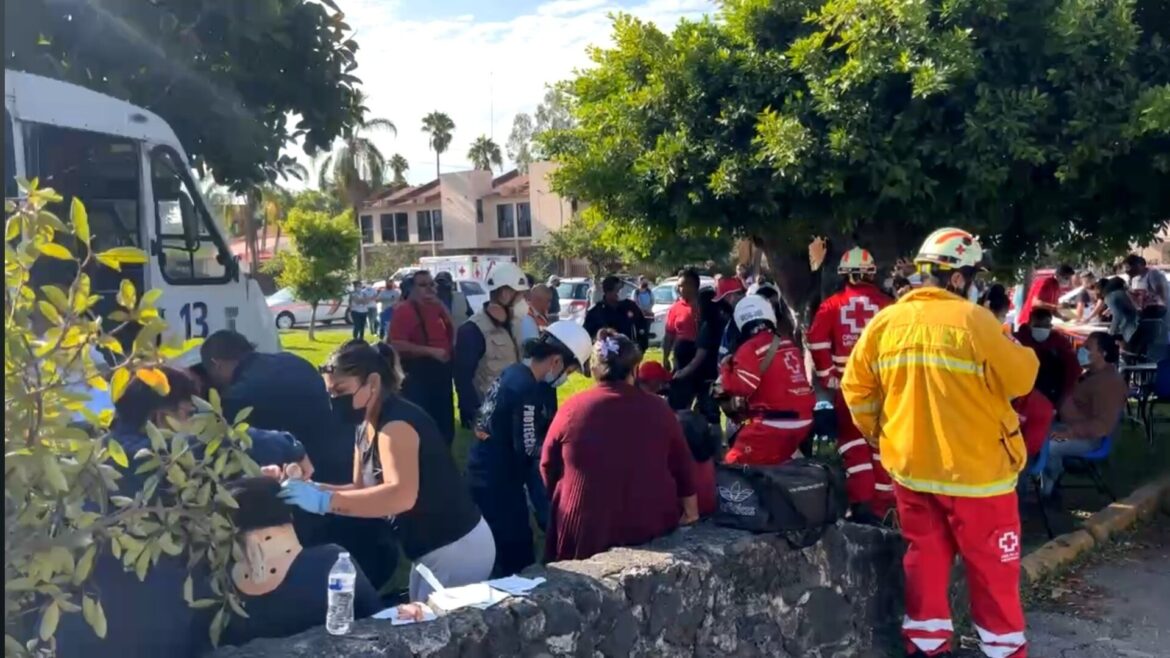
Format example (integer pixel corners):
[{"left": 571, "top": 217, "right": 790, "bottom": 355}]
[{"left": 54, "top": 223, "right": 1170, "bottom": 658}]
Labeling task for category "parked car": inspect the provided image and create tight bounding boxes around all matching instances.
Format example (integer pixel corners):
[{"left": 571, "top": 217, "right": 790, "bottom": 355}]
[
  {"left": 371, "top": 278, "right": 487, "bottom": 315},
  {"left": 556, "top": 278, "right": 596, "bottom": 323},
  {"left": 267, "top": 287, "right": 350, "bottom": 330}
]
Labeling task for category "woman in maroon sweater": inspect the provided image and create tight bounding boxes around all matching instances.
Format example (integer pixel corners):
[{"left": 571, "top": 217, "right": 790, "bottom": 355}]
[{"left": 541, "top": 329, "right": 699, "bottom": 563}]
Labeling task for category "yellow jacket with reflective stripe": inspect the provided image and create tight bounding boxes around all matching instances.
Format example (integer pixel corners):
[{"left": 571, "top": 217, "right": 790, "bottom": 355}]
[{"left": 840, "top": 287, "right": 1039, "bottom": 497}]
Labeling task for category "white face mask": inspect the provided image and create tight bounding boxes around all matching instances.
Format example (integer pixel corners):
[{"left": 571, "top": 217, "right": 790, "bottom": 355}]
[
  {"left": 1031, "top": 327, "right": 1052, "bottom": 343},
  {"left": 967, "top": 283, "right": 981, "bottom": 304},
  {"left": 512, "top": 298, "right": 530, "bottom": 320}
]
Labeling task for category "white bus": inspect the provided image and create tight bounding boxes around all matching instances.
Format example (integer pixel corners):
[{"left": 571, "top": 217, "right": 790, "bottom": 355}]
[{"left": 5, "top": 70, "right": 279, "bottom": 361}]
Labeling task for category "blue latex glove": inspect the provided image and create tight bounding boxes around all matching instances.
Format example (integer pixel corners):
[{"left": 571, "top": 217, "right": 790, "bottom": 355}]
[{"left": 279, "top": 479, "right": 333, "bottom": 515}]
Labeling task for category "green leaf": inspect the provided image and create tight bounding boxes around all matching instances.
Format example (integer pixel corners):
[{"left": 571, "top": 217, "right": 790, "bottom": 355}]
[
  {"left": 96, "top": 246, "right": 148, "bottom": 266},
  {"left": 140, "top": 288, "right": 163, "bottom": 308},
  {"left": 41, "top": 285, "right": 70, "bottom": 312},
  {"left": 36, "top": 300, "right": 62, "bottom": 325},
  {"left": 38, "top": 242, "right": 74, "bottom": 260},
  {"left": 38, "top": 602, "right": 60, "bottom": 640},
  {"left": 107, "top": 439, "right": 129, "bottom": 468},
  {"left": 5, "top": 216, "right": 19, "bottom": 241},
  {"left": 71, "top": 197, "right": 90, "bottom": 243},
  {"left": 232, "top": 406, "right": 253, "bottom": 425},
  {"left": 117, "top": 279, "right": 137, "bottom": 309},
  {"left": 41, "top": 454, "right": 68, "bottom": 492},
  {"left": 213, "top": 488, "right": 238, "bottom": 509},
  {"left": 74, "top": 545, "right": 97, "bottom": 585},
  {"left": 183, "top": 575, "right": 194, "bottom": 604},
  {"left": 209, "top": 607, "right": 227, "bottom": 646}
]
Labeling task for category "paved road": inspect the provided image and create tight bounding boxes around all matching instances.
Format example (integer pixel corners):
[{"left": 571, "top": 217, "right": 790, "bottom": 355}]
[{"left": 1023, "top": 521, "right": 1170, "bottom": 658}]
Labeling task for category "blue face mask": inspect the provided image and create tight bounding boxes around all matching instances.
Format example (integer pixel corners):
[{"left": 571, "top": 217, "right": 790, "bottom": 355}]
[
  {"left": 1077, "top": 347, "right": 1091, "bottom": 367},
  {"left": 544, "top": 360, "right": 569, "bottom": 388}
]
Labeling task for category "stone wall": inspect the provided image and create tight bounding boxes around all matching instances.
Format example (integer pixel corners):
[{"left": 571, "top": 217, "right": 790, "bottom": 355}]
[{"left": 214, "top": 522, "right": 904, "bottom": 658}]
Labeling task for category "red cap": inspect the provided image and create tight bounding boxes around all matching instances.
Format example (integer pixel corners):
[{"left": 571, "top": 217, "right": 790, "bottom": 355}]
[
  {"left": 637, "top": 361, "right": 672, "bottom": 384},
  {"left": 714, "top": 277, "right": 746, "bottom": 302}
]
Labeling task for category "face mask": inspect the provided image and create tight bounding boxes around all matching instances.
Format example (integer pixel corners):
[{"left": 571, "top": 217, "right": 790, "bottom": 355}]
[
  {"left": 967, "top": 283, "right": 981, "bottom": 304},
  {"left": 330, "top": 393, "right": 364, "bottom": 426},
  {"left": 544, "top": 361, "right": 568, "bottom": 387},
  {"left": 1077, "top": 348, "right": 1091, "bottom": 367},
  {"left": 1031, "top": 328, "right": 1052, "bottom": 342},
  {"left": 513, "top": 298, "right": 530, "bottom": 319}
]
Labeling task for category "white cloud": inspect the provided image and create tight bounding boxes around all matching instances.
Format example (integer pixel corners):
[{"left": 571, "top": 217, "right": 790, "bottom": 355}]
[{"left": 297, "top": 0, "right": 711, "bottom": 186}]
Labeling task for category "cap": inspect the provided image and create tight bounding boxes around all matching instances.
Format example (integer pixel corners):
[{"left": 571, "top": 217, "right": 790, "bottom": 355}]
[
  {"left": 713, "top": 277, "right": 746, "bottom": 302},
  {"left": 637, "top": 360, "right": 672, "bottom": 385}
]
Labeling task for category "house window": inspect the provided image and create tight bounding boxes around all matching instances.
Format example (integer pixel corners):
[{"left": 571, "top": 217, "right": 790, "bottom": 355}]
[
  {"left": 417, "top": 210, "right": 432, "bottom": 242},
  {"left": 379, "top": 213, "right": 395, "bottom": 242},
  {"left": 432, "top": 209, "right": 444, "bottom": 242},
  {"left": 359, "top": 215, "right": 373, "bottom": 244},
  {"left": 476, "top": 199, "right": 484, "bottom": 224},
  {"left": 394, "top": 212, "right": 408, "bottom": 242},
  {"left": 516, "top": 202, "right": 532, "bottom": 238},
  {"left": 496, "top": 203, "right": 515, "bottom": 238}
]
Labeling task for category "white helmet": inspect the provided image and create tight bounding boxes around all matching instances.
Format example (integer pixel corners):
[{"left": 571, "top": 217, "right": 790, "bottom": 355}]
[
  {"left": 543, "top": 320, "right": 592, "bottom": 369},
  {"left": 733, "top": 295, "right": 777, "bottom": 330},
  {"left": 484, "top": 262, "right": 530, "bottom": 294},
  {"left": 915, "top": 228, "right": 984, "bottom": 270}
]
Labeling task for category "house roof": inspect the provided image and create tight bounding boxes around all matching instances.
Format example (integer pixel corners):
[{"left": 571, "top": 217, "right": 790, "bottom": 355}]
[{"left": 489, "top": 169, "right": 529, "bottom": 197}]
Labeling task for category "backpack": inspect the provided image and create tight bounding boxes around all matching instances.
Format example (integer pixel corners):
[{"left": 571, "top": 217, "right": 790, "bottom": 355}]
[{"left": 713, "top": 458, "right": 848, "bottom": 548}]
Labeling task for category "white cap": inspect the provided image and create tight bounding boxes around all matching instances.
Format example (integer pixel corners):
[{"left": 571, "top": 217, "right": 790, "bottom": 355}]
[
  {"left": 733, "top": 295, "right": 777, "bottom": 330},
  {"left": 484, "top": 262, "right": 530, "bottom": 294}
]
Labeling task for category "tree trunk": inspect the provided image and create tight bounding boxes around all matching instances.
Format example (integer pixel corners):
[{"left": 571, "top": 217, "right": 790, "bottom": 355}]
[
  {"left": 353, "top": 202, "right": 365, "bottom": 276},
  {"left": 273, "top": 224, "right": 282, "bottom": 256},
  {"left": 308, "top": 303, "right": 318, "bottom": 341}
]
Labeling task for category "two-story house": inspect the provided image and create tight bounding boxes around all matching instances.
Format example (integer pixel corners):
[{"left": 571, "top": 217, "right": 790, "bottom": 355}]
[{"left": 359, "top": 161, "right": 574, "bottom": 264}]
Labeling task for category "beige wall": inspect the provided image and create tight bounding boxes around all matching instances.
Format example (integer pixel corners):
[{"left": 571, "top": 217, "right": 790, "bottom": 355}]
[
  {"left": 438, "top": 171, "right": 492, "bottom": 250},
  {"left": 528, "top": 161, "right": 573, "bottom": 242},
  {"left": 1137, "top": 225, "right": 1169, "bottom": 265}
]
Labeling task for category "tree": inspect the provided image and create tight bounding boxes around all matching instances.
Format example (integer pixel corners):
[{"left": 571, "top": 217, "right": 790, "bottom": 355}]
[
  {"left": 531, "top": 211, "right": 623, "bottom": 280},
  {"left": 507, "top": 113, "right": 536, "bottom": 172},
  {"left": 365, "top": 243, "right": 422, "bottom": 280},
  {"left": 388, "top": 154, "right": 410, "bottom": 186},
  {"left": 6, "top": 0, "right": 365, "bottom": 189},
  {"left": 274, "top": 208, "right": 360, "bottom": 340},
  {"left": 543, "top": 3, "right": 1170, "bottom": 312},
  {"left": 421, "top": 112, "right": 456, "bottom": 181},
  {"left": 534, "top": 85, "right": 575, "bottom": 136},
  {"left": 467, "top": 136, "right": 504, "bottom": 172},
  {"left": 318, "top": 92, "right": 397, "bottom": 273},
  {"left": 5, "top": 183, "right": 256, "bottom": 653}
]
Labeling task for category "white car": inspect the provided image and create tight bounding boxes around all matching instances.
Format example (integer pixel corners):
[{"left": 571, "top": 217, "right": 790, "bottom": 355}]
[
  {"left": 556, "top": 277, "right": 642, "bottom": 324},
  {"left": 372, "top": 278, "right": 488, "bottom": 314},
  {"left": 267, "top": 287, "right": 350, "bottom": 330}
]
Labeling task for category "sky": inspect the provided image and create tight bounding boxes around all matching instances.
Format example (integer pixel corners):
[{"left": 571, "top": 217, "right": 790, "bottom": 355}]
[{"left": 302, "top": 0, "right": 713, "bottom": 186}]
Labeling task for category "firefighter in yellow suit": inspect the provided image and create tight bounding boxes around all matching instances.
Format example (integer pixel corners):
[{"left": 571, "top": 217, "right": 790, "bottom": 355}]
[{"left": 841, "top": 228, "right": 1039, "bottom": 658}]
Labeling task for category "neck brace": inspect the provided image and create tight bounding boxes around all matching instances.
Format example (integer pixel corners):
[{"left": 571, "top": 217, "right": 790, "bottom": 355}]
[{"left": 240, "top": 525, "right": 302, "bottom": 585}]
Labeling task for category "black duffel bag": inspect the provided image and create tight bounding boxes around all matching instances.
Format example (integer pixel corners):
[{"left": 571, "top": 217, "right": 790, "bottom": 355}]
[{"left": 713, "top": 458, "right": 847, "bottom": 548}]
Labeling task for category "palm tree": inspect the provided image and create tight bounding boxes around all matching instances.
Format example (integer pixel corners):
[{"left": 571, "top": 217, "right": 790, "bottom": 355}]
[
  {"left": 319, "top": 92, "right": 397, "bottom": 272},
  {"left": 421, "top": 111, "right": 455, "bottom": 181},
  {"left": 388, "top": 154, "right": 409, "bottom": 186},
  {"left": 467, "top": 136, "right": 503, "bottom": 172}
]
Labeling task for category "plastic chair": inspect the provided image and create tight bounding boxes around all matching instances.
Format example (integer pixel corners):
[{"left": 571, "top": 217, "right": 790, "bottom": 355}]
[
  {"left": 1056, "top": 435, "right": 1116, "bottom": 502},
  {"left": 1026, "top": 440, "right": 1055, "bottom": 539}
]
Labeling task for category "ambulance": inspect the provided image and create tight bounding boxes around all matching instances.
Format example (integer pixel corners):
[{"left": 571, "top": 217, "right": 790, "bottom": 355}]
[{"left": 5, "top": 70, "right": 279, "bottom": 360}]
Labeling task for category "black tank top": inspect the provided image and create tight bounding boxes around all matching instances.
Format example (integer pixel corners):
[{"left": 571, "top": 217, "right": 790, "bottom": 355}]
[{"left": 357, "top": 395, "right": 481, "bottom": 560}]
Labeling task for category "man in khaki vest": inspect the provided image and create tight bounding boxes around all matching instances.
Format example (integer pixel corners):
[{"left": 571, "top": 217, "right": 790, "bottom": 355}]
[{"left": 454, "top": 262, "right": 529, "bottom": 429}]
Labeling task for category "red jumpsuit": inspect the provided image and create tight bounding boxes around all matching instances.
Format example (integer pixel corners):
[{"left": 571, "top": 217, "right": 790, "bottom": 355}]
[
  {"left": 719, "top": 331, "right": 815, "bottom": 465},
  {"left": 807, "top": 282, "right": 893, "bottom": 514}
]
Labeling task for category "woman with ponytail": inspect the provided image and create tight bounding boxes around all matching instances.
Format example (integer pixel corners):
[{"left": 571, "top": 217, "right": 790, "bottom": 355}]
[{"left": 280, "top": 342, "right": 494, "bottom": 602}]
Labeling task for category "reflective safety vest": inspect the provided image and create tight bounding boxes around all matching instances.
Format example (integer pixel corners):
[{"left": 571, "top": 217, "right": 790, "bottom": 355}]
[{"left": 841, "top": 287, "right": 1039, "bottom": 497}]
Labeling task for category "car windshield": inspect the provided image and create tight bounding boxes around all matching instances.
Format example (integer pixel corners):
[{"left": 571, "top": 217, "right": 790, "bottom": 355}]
[
  {"left": 653, "top": 286, "right": 676, "bottom": 304},
  {"left": 267, "top": 288, "right": 294, "bottom": 304},
  {"left": 557, "top": 282, "right": 587, "bottom": 299},
  {"left": 460, "top": 281, "right": 485, "bottom": 295}
]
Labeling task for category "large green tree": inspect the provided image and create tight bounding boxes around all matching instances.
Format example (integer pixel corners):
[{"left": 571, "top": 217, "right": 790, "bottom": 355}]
[
  {"left": 544, "top": 1, "right": 1170, "bottom": 310},
  {"left": 6, "top": 0, "right": 365, "bottom": 189}
]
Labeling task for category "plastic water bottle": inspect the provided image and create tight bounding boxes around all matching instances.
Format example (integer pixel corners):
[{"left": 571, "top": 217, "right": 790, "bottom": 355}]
[{"left": 325, "top": 552, "right": 356, "bottom": 635}]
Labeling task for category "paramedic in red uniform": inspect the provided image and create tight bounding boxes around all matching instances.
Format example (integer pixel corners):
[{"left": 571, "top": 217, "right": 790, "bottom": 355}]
[
  {"left": 718, "top": 296, "right": 815, "bottom": 465},
  {"left": 807, "top": 247, "right": 893, "bottom": 522}
]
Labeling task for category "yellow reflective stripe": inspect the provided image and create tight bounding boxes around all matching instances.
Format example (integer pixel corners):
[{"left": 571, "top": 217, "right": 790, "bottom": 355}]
[
  {"left": 891, "top": 473, "right": 1018, "bottom": 498},
  {"left": 848, "top": 401, "right": 879, "bottom": 414},
  {"left": 874, "top": 353, "right": 984, "bottom": 376}
]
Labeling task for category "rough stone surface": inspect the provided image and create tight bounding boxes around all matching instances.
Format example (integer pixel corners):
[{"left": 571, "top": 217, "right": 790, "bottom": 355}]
[{"left": 213, "top": 522, "right": 904, "bottom": 658}]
